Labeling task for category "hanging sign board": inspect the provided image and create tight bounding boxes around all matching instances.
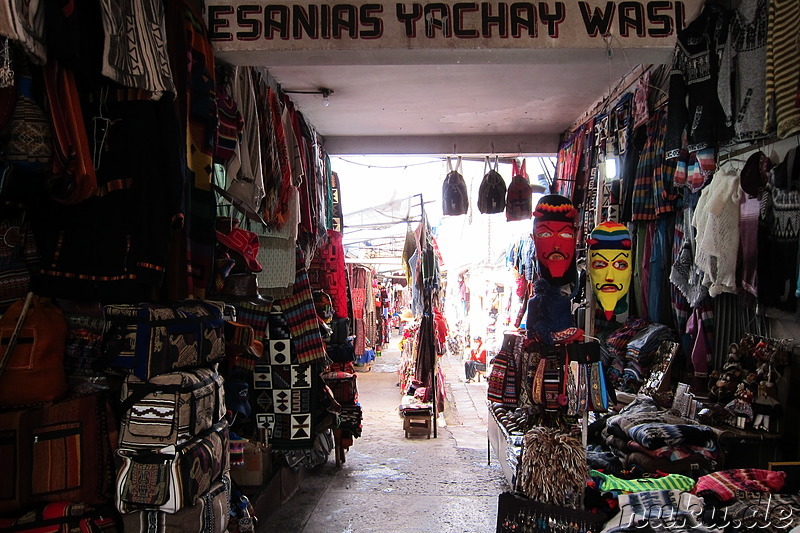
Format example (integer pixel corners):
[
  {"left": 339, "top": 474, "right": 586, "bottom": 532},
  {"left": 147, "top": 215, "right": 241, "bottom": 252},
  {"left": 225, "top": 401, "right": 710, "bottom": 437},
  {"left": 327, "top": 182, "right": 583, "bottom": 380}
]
[{"left": 207, "top": 1, "right": 703, "bottom": 52}]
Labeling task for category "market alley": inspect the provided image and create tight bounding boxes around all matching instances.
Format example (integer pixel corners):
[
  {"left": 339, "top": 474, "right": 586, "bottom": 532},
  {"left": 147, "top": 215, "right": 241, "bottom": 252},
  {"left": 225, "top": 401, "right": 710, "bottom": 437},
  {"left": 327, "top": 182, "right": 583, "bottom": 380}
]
[{"left": 259, "top": 335, "right": 510, "bottom": 532}]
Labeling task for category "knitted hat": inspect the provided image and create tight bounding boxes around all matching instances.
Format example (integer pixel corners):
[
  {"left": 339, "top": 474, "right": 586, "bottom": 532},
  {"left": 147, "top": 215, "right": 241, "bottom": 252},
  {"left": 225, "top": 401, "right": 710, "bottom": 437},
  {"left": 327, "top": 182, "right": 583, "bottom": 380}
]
[
  {"left": 216, "top": 224, "right": 262, "bottom": 273},
  {"left": 740, "top": 151, "right": 773, "bottom": 197},
  {"left": 532, "top": 195, "right": 578, "bottom": 283},
  {"left": 532, "top": 194, "right": 577, "bottom": 221},
  {"left": 587, "top": 221, "right": 632, "bottom": 251}
]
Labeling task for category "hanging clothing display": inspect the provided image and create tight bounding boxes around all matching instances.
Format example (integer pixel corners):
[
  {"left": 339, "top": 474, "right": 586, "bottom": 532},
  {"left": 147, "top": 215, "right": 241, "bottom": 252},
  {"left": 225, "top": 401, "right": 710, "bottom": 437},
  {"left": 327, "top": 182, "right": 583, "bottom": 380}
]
[
  {"left": 693, "top": 169, "right": 742, "bottom": 297},
  {"left": 221, "top": 65, "right": 266, "bottom": 225},
  {"left": 764, "top": 0, "right": 800, "bottom": 138},
  {"left": 758, "top": 147, "right": 800, "bottom": 312},
  {"left": 665, "top": 1, "right": 734, "bottom": 158},
  {"left": 257, "top": 186, "right": 300, "bottom": 296},
  {"left": 717, "top": 0, "right": 769, "bottom": 143},
  {"left": 309, "top": 229, "right": 348, "bottom": 320},
  {"left": 34, "top": 92, "right": 183, "bottom": 303},
  {"left": 347, "top": 264, "right": 372, "bottom": 356},
  {"left": 99, "top": 0, "right": 176, "bottom": 99},
  {"left": 165, "top": 0, "right": 217, "bottom": 299}
]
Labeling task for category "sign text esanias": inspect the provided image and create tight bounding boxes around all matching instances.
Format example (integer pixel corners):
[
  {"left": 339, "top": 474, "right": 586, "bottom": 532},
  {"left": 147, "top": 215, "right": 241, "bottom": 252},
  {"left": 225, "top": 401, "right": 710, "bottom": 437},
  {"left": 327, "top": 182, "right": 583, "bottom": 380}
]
[{"left": 207, "top": 1, "right": 702, "bottom": 51}]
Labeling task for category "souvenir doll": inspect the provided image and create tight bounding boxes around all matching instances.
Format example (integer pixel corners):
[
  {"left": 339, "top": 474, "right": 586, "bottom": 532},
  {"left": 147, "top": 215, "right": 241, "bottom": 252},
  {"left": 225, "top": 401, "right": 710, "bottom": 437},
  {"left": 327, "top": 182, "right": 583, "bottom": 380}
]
[{"left": 753, "top": 380, "right": 781, "bottom": 431}]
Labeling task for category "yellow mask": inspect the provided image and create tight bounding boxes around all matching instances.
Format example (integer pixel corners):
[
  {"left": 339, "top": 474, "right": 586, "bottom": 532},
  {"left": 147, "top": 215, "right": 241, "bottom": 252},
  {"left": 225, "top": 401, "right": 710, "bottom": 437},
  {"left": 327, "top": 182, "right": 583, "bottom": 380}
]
[{"left": 587, "top": 222, "right": 632, "bottom": 320}]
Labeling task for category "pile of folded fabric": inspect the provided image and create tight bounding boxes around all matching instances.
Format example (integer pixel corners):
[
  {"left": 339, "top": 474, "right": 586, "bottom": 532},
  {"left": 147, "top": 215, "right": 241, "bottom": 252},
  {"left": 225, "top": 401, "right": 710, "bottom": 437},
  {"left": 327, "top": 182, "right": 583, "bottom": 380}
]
[
  {"left": 695, "top": 469, "right": 800, "bottom": 531},
  {"left": 621, "top": 323, "right": 674, "bottom": 392},
  {"left": 695, "top": 468, "right": 786, "bottom": 506},
  {"left": 602, "top": 318, "right": 651, "bottom": 389},
  {"left": 600, "top": 488, "right": 720, "bottom": 533},
  {"left": 601, "top": 397, "right": 720, "bottom": 475},
  {"left": 601, "top": 320, "right": 675, "bottom": 393}
]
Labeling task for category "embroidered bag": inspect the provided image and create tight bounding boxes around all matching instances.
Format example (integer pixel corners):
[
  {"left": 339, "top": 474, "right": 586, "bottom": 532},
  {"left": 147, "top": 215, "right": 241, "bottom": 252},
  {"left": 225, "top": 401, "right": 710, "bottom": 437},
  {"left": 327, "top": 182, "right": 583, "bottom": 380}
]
[
  {"left": 59, "top": 300, "right": 108, "bottom": 394},
  {"left": 506, "top": 159, "right": 533, "bottom": 221},
  {"left": 477, "top": 156, "right": 507, "bottom": 214},
  {"left": 103, "top": 300, "right": 226, "bottom": 381},
  {"left": 116, "top": 420, "right": 229, "bottom": 514},
  {"left": 118, "top": 368, "right": 225, "bottom": 450},
  {"left": 122, "top": 474, "right": 230, "bottom": 533},
  {"left": 0, "top": 392, "right": 118, "bottom": 514},
  {"left": 442, "top": 156, "right": 469, "bottom": 216},
  {"left": 4, "top": 74, "right": 51, "bottom": 171}
]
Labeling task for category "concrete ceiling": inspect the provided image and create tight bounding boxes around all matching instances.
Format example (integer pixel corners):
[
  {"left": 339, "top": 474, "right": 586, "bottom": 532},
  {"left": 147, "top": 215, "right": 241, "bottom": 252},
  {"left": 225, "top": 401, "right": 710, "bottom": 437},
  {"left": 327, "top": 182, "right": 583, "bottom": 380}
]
[{"left": 215, "top": 46, "right": 673, "bottom": 156}]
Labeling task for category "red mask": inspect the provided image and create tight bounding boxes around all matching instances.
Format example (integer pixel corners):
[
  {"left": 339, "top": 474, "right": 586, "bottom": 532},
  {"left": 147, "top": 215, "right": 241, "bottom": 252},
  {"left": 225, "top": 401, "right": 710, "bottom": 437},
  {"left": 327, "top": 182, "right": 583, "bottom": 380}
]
[{"left": 532, "top": 220, "right": 576, "bottom": 279}]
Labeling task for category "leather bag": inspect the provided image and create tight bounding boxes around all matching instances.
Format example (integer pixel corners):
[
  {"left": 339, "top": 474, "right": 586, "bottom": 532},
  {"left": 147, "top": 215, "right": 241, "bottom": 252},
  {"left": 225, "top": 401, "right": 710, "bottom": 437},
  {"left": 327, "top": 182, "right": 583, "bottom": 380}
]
[{"left": 0, "top": 292, "right": 68, "bottom": 407}]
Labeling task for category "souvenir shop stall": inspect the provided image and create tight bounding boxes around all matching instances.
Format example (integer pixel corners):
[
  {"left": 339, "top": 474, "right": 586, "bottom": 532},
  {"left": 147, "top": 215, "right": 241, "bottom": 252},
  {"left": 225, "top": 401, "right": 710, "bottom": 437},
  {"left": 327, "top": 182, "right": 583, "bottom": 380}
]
[
  {"left": 491, "top": 0, "right": 800, "bottom": 531},
  {"left": 347, "top": 263, "right": 379, "bottom": 370},
  {"left": 0, "top": 3, "right": 359, "bottom": 531},
  {"left": 397, "top": 215, "right": 448, "bottom": 439}
]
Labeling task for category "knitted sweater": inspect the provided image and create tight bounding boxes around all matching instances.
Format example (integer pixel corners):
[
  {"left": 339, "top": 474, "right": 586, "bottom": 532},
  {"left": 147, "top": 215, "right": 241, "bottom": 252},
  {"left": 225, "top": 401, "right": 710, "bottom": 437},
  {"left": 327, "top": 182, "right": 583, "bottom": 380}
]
[
  {"left": 693, "top": 170, "right": 742, "bottom": 297},
  {"left": 666, "top": 2, "right": 735, "bottom": 158},
  {"left": 717, "top": 0, "right": 769, "bottom": 142}
]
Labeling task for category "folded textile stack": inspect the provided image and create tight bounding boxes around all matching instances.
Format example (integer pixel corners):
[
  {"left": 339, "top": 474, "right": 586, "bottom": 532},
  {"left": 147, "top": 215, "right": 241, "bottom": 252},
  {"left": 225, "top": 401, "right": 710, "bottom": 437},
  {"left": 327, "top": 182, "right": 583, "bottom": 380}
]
[
  {"left": 601, "top": 397, "right": 720, "bottom": 475},
  {"left": 695, "top": 468, "right": 786, "bottom": 506},
  {"left": 603, "top": 319, "right": 651, "bottom": 389},
  {"left": 601, "top": 320, "right": 675, "bottom": 393},
  {"left": 709, "top": 494, "right": 800, "bottom": 530},
  {"left": 601, "top": 489, "right": 721, "bottom": 533},
  {"left": 622, "top": 323, "right": 674, "bottom": 392}
]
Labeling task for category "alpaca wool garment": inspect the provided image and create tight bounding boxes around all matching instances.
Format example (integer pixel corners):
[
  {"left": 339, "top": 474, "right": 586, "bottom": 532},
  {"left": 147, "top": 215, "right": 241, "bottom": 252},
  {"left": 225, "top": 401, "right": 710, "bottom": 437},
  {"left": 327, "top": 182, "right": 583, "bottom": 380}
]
[
  {"left": 590, "top": 470, "right": 696, "bottom": 493},
  {"left": 517, "top": 427, "right": 588, "bottom": 508},
  {"left": 695, "top": 468, "right": 786, "bottom": 505}
]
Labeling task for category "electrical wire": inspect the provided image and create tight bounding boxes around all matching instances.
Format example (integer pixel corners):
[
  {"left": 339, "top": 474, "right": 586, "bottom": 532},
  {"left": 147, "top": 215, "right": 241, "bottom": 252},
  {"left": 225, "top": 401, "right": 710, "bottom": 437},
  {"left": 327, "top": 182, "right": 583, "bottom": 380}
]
[{"left": 333, "top": 157, "right": 443, "bottom": 170}]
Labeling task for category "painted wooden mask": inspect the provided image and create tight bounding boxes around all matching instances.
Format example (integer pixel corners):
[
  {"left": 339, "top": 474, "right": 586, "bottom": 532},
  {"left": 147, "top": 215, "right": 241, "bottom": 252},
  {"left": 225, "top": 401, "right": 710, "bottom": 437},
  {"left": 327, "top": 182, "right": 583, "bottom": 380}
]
[
  {"left": 587, "top": 221, "right": 632, "bottom": 320},
  {"left": 532, "top": 194, "right": 577, "bottom": 283}
]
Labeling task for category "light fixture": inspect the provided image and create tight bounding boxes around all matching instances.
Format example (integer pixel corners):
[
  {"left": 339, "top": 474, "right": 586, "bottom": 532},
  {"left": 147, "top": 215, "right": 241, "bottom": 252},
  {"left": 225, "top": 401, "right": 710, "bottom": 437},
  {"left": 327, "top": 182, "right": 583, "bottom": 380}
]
[
  {"left": 283, "top": 87, "right": 334, "bottom": 107},
  {"left": 604, "top": 156, "right": 618, "bottom": 180}
]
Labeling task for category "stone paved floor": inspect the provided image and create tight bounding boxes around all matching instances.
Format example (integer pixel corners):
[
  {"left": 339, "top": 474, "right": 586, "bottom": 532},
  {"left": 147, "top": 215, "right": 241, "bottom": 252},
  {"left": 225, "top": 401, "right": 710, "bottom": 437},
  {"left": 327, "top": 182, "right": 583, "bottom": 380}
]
[{"left": 258, "top": 333, "right": 509, "bottom": 532}]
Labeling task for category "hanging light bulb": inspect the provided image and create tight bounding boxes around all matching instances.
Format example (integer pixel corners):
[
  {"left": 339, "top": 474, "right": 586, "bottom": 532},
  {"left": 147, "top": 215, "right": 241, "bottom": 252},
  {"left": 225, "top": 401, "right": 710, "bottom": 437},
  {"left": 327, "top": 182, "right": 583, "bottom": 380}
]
[{"left": 321, "top": 88, "right": 333, "bottom": 107}]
